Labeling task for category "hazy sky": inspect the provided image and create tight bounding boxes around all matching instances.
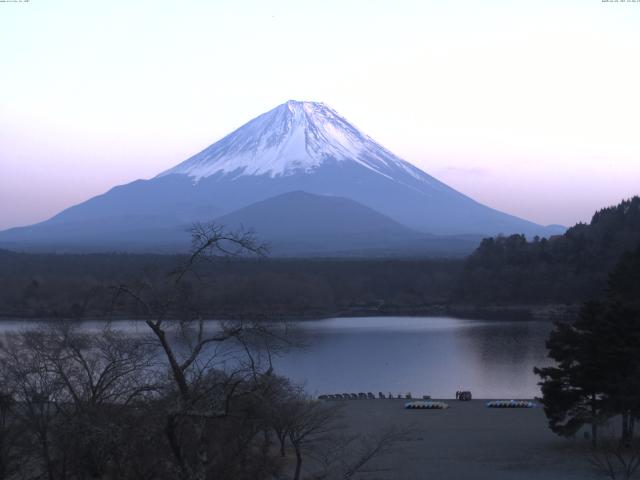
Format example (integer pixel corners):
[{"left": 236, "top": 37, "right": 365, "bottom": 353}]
[{"left": 1, "top": 0, "right": 639, "bottom": 230}]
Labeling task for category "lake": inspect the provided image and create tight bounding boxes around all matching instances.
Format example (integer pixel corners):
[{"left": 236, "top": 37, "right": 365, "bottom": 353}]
[
  {"left": 0, "top": 316, "right": 554, "bottom": 399},
  {"left": 274, "top": 316, "right": 554, "bottom": 399}
]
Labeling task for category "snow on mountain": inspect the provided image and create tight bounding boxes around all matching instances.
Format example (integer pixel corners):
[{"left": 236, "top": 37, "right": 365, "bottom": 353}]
[
  {"left": 0, "top": 100, "right": 566, "bottom": 253},
  {"left": 158, "top": 100, "right": 430, "bottom": 185}
]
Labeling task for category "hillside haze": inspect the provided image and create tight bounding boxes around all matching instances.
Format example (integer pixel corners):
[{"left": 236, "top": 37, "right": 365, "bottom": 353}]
[{"left": 0, "top": 100, "right": 563, "bottom": 254}]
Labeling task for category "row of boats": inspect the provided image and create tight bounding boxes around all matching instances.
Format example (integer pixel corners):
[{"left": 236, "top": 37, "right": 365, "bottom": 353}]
[
  {"left": 404, "top": 400, "right": 537, "bottom": 409},
  {"left": 486, "top": 400, "right": 536, "bottom": 408},
  {"left": 405, "top": 401, "right": 449, "bottom": 409},
  {"left": 318, "top": 394, "right": 536, "bottom": 409},
  {"left": 318, "top": 392, "right": 428, "bottom": 400}
]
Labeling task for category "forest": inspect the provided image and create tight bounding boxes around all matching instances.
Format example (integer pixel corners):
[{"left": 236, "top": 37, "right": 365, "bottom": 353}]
[
  {"left": 0, "top": 252, "right": 462, "bottom": 320},
  {"left": 459, "top": 196, "right": 640, "bottom": 304},
  {"left": 0, "top": 196, "right": 638, "bottom": 321}
]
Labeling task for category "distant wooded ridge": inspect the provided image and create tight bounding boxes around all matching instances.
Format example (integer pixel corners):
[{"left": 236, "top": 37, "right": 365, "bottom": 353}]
[
  {"left": 459, "top": 196, "right": 640, "bottom": 304},
  {"left": 0, "top": 196, "right": 638, "bottom": 320}
]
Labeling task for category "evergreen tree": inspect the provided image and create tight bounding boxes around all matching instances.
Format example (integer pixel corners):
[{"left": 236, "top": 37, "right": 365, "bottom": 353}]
[
  {"left": 535, "top": 245, "right": 640, "bottom": 445},
  {"left": 534, "top": 302, "right": 611, "bottom": 446},
  {"left": 608, "top": 245, "right": 640, "bottom": 309}
]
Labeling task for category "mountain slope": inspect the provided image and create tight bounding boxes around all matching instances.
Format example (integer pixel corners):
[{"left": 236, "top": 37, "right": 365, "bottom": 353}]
[
  {"left": 213, "top": 191, "right": 439, "bottom": 255},
  {"left": 216, "top": 191, "right": 420, "bottom": 239},
  {"left": 0, "top": 100, "right": 563, "bottom": 253}
]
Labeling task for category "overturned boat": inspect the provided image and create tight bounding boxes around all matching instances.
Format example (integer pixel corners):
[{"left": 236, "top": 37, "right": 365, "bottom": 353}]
[
  {"left": 486, "top": 400, "right": 536, "bottom": 408},
  {"left": 405, "top": 401, "right": 449, "bottom": 409}
]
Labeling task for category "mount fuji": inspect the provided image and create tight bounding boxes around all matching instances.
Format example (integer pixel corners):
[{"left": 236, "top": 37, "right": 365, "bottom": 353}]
[{"left": 0, "top": 100, "right": 563, "bottom": 255}]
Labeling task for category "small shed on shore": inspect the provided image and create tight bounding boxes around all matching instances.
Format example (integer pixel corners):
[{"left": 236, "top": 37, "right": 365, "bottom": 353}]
[{"left": 459, "top": 391, "right": 472, "bottom": 401}]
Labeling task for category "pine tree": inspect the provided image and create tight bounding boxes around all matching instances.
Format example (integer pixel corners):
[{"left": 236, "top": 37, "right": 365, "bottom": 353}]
[
  {"left": 534, "top": 302, "right": 611, "bottom": 446},
  {"left": 535, "top": 245, "right": 640, "bottom": 445}
]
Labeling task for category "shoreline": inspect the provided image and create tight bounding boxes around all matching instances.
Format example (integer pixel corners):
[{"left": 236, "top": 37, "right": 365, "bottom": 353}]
[{"left": 0, "top": 303, "right": 577, "bottom": 323}]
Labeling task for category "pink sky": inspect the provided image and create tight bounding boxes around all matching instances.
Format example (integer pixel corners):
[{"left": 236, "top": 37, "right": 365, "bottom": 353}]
[{"left": 1, "top": 0, "right": 639, "bottom": 230}]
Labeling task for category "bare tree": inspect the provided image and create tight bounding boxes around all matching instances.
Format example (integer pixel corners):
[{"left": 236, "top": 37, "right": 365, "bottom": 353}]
[
  {"left": 265, "top": 379, "right": 302, "bottom": 458},
  {"left": 0, "top": 323, "right": 159, "bottom": 480},
  {"left": 112, "top": 223, "right": 267, "bottom": 401},
  {"left": 308, "top": 426, "right": 410, "bottom": 480},
  {"left": 589, "top": 436, "right": 640, "bottom": 480},
  {"left": 27, "top": 323, "right": 157, "bottom": 408},
  {"left": 286, "top": 398, "right": 344, "bottom": 480},
  {"left": 0, "top": 222, "right": 405, "bottom": 480},
  {"left": 0, "top": 329, "right": 70, "bottom": 480},
  {"left": 110, "top": 223, "right": 292, "bottom": 480},
  {"left": 0, "top": 392, "right": 23, "bottom": 480}
]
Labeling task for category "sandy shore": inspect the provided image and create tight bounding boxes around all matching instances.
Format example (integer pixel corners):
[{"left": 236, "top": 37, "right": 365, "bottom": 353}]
[{"left": 326, "top": 399, "right": 598, "bottom": 480}]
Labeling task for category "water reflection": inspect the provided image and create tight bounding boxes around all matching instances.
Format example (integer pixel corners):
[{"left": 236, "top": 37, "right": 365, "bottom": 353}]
[
  {"left": 275, "top": 317, "right": 553, "bottom": 399},
  {"left": 0, "top": 317, "right": 553, "bottom": 399}
]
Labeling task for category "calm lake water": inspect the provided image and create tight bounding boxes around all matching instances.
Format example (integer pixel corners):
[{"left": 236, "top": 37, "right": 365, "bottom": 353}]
[
  {"left": 274, "top": 317, "right": 554, "bottom": 399},
  {"left": 0, "top": 316, "right": 553, "bottom": 399}
]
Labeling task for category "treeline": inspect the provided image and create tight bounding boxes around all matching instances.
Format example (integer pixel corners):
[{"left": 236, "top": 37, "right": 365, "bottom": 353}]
[
  {"left": 0, "top": 251, "right": 462, "bottom": 320},
  {"left": 458, "top": 196, "right": 640, "bottom": 304}
]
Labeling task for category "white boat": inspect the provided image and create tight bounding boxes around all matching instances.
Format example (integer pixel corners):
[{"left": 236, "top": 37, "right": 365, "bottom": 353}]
[{"left": 405, "top": 401, "right": 449, "bottom": 409}]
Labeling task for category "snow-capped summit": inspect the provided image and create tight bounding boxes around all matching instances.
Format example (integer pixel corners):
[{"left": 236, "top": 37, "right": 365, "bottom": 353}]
[{"left": 158, "top": 100, "right": 427, "bottom": 183}]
